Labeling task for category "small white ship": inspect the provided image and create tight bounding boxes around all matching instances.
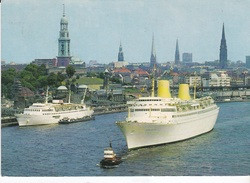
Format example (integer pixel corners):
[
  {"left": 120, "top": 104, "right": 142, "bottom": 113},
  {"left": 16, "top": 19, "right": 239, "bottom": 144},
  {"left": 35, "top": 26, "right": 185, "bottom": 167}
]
[
  {"left": 16, "top": 87, "right": 94, "bottom": 126},
  {"left": 116, "top": 80, "right": 219, "bottom": 149}
]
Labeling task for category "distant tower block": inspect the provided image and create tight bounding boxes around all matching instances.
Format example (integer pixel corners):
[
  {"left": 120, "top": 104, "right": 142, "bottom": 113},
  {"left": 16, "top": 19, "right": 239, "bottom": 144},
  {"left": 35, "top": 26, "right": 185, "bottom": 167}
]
[
  {"left": 178, "top": 84, "right": 191, "bottom": 100},
  {"left": 57, "top": 4, "right": 71, "bottom": 67},
  {"left": 219, "top": 23, "right": 228, "bottom": 69},
  {"left": 150, "top": 34, "right": 157, "bottom": 68},
  {"left": 174, "top": 39, "right": 180, "bottom": 65},
  {"left": 118, "top": 42, "right": 124, "bottom": 61},
  {"left": 157, "top": 80, "right": 171, "bottom": 98}
]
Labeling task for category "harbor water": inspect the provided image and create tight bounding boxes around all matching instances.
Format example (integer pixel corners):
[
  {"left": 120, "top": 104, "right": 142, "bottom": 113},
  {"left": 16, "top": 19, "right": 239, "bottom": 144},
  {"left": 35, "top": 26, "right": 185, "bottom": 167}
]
[{"left": 1, "top": 102, "right": 250, "bottom": 176}]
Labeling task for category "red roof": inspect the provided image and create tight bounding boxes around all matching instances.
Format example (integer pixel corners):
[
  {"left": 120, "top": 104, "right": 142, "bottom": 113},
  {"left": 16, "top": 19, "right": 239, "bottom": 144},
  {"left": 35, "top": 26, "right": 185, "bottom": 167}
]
[
  {"left": 134, "top": 68, "right": 149, "bottom": 76},
  {"left": 113, "top": 67, "right": 131, "bottom": 73}
]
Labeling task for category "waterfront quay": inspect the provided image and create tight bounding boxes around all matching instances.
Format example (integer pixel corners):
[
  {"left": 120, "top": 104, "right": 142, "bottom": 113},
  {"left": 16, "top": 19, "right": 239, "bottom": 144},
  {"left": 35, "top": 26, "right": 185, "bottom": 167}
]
[
  {"left": 1, "top": 104, "right": 127, "bottom": 127},
  {"left": 2, "top": 89, "right": 250, "bottom": 128}
]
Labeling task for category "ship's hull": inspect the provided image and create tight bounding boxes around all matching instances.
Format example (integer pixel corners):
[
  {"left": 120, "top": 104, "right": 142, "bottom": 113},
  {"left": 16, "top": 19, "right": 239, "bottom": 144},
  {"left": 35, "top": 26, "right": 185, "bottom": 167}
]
[
  {"left": 16, "top": 109, "right": 94, "bottom": 127},
  {"left": 116, "top": 107, "right": 219, "bottom": 149}
]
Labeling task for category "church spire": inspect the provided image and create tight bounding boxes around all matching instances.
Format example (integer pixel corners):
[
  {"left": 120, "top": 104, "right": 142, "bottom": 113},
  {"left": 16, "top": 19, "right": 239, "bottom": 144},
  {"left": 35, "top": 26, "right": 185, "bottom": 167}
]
[
  {"left": 150, "top": 33, "right": 157, "bottom": 68},
  {"left": 118, "top": 41, "right": 124, "bottom": 61},
  {"left": 222, "top": 23, "right": 225, "bottom": 40},
  {"left": 219, "top": 23, "right": 227, "bottom": 69},
  {"left": 151, "top": 33, "right": 156, "bottom": 55},
  {"left": 174, "top": 39, "right": 180, "bottom": 65}
]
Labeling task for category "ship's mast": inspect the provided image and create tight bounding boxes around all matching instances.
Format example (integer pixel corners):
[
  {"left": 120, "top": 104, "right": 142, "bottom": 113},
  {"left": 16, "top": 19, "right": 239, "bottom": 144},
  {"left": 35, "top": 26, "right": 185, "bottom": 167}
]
[
  {"left": 45, "top": 86, "right": 49, "bottom": 104},
  {"left": 68, "top": 88, "right": 71, "bottom": 104},
  {"left": 81, "top": 87, "right": 87, "bottom": 104},
  {"left": 151, "top": 64, "right": 156, "bottom": 97},
  {"left": 193, "top": 72, "right": 197, "bottom": 99}
]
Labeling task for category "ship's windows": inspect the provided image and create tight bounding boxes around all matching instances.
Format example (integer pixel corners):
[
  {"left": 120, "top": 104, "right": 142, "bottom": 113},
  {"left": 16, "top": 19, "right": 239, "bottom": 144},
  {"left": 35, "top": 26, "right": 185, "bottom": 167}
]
[
  {"left": 161, "top": 108, "right": 176, "bottom": 112},
  {"left": 152, "top": 109, "right": 160, "bottom": 111},
  {"left": 135, "top": 109, "right": 149, "bottom": 111}
]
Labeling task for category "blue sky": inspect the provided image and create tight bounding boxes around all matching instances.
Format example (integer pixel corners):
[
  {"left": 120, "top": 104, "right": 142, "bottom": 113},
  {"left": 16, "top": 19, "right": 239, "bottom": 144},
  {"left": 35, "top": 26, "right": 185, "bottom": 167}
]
[{"left": 2, "top": 0, "right": 250, "bottom": 64}]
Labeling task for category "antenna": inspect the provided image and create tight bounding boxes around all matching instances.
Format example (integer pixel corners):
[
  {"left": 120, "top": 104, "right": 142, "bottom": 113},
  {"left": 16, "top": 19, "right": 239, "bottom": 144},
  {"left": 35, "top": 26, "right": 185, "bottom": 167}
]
[{"left": 63, "top": 4, "right": 65, "bottom": 17}]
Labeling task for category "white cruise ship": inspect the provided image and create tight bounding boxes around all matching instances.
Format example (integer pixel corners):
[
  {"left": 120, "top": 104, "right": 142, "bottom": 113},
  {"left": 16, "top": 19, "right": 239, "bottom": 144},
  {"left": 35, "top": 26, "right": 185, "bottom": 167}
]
[
  {"left": 116, "top": 80, "right": 219, "bottom": 149},
  {"left": 16, "top": 88, "right": 94, "bottom": 126}
]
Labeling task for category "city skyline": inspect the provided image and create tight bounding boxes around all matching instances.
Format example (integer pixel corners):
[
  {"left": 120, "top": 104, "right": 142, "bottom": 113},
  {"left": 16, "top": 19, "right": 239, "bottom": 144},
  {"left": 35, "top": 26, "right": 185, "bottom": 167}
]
[{"left": 2, "top": 0, "right": 250, "bottom": 64}]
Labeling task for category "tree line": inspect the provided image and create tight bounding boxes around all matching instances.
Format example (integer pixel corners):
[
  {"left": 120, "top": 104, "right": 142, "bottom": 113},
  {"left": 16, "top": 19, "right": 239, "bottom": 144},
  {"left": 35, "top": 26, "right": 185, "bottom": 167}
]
[{"left": 1, "top": 63, "right": 76, "bottom": 99}]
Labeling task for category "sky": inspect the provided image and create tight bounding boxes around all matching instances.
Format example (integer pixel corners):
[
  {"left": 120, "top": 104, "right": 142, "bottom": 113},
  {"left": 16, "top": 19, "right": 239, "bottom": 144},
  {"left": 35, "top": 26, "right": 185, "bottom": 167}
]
[{"left": 1, "top": 0, "right": 250, "bottom": 64}]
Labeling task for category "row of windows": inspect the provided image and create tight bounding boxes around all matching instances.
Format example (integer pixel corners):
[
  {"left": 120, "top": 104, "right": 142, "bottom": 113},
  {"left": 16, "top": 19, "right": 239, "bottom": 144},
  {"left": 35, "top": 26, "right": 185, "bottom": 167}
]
[
  {"left": 42, "top": 109, "right": 86, "bottom": 115},
  {"left": 133, "top": 103, "right": 167, "bottom": 107},
  {"left": 132, "top": 108, "right": 175, "bottom": 112},
  {"left": 25, "top": 109, "right": 41, "bottom": 112},
  {"left": 26, "top": 108, "right": 54, "bottom": 112},
  {"left": 138, "top": 99, "right": 161, "bottom": 102},
  {"left": 42, "top": 109, "right": 53, "bottom": 112},
  {"left": 173, "top": 106, "right": 216, "bottom": 118},
  {"left": 161, "top": 108, "right": 176, "bottom": 112},
  {"left": 134, "top": 109, "right": 161, "bottom": 112},
  {"left": 43, "top": 113, "right": 58, "bottom": 115}
]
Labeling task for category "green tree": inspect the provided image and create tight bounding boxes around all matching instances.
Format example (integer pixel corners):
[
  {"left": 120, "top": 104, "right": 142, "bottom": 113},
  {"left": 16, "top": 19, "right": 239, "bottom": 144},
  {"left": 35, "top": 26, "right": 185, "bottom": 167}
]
[
  {"left": 37, "top": 76, "right": 48, "bottom": 88},
  {"left": 21, "top": 80, "right": 35, "bottom": 91},
  {"left": 20, "top": 70, "right": 37, "bottom": 90},
  {"left": 24, "top": 64, "right": 40, "bottom": 78},
  {"left": 98, "top": 72, "right": 104, "bottom": 79},
  {"left": 18, "top": 63, "right": 48, "bottom": 91},
  {"left": 1, "top": 68, "right": 17, "bottom": 85},
  {"left": 66, "top": 65, "right": 76, "bottom": 79},
  {"left": 38, "top": 64, "right": 47, "bottom": 76},
  {"left": 72, "top": 78, "right": 76, "bottom": 83},
  {"left": 47, "top": 73, "right": 57, "bottom": 86},
  {"left": 86, "top": 72, "right": 96, "bottom": 77},
  {"left": 1, "top": 68, "right": 18, "bottom": 98},
  {"left": 56, "top": 72, "right": 66, "bottom": 86}
]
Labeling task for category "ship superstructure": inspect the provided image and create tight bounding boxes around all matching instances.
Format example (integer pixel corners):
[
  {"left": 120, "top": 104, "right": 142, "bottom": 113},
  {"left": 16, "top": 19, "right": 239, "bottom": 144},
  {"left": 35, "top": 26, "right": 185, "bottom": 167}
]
[
  {"left": 116, "top": 80, "right": 219, "bottom": 149},
  {"left": 16, "top": 88, "right": 94, "bottom": 126}
]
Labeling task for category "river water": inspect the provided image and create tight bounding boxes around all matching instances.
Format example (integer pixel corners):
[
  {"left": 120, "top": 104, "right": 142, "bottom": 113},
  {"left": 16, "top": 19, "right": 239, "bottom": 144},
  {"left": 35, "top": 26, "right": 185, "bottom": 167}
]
[{"left": 1, "top": 102, "right": 250, "bottom": 176}]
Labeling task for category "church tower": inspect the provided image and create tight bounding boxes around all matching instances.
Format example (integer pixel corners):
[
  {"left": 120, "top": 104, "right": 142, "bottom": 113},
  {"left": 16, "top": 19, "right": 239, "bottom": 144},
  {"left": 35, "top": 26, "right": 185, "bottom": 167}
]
[
  {"left": 219, "top": 23, "right": 228, "bottom": 69},
  {"left": 57, "top": 4, "right": 71, "bottom": 67},
  {"left": 150, "top": 34, "right": 157, "bottom": 68},
  {"left": 174, "top": 39, "right": 180, "bottom": 65},
  {"left": 118, "top": 42, "right": 124, "bottom": 61}
]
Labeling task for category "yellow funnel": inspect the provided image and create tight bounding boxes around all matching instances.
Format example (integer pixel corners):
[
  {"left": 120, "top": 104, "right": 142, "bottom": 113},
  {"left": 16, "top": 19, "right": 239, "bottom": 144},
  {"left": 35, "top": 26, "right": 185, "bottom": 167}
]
[
  {"left": 157, "top": 80, "right": 171, "bottom": 98},
  {"left": 178, "top": 84, "right": 191, "bottom": 100}
]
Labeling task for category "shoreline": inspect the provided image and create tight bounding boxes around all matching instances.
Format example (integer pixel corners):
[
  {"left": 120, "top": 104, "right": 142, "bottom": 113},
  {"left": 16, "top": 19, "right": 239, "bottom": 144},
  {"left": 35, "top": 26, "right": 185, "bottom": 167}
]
[
  {"left": 215, "top": 99, "right": 250, "bottom": 103},
  {"left": 1, "top": 107, "right": 127, "bottom": 128},
  {"left": 2, "top": 99, "right": 250, "bottom": 127}
]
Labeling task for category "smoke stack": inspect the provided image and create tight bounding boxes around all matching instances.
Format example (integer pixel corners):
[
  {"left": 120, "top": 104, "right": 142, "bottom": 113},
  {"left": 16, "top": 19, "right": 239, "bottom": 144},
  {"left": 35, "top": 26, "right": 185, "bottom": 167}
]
[
  {"left": 157, "top": 80, "right": 171, "bottom": 98},
  {"left": 178, "top": 84, "right": 191, "bottom": 100}
]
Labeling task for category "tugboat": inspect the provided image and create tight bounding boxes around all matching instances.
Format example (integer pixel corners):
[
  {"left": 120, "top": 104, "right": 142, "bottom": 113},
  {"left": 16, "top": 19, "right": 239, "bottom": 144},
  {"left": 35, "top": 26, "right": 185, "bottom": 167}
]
[{"left": 100, "top": 142, "right": 122, "bottom": 168}]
